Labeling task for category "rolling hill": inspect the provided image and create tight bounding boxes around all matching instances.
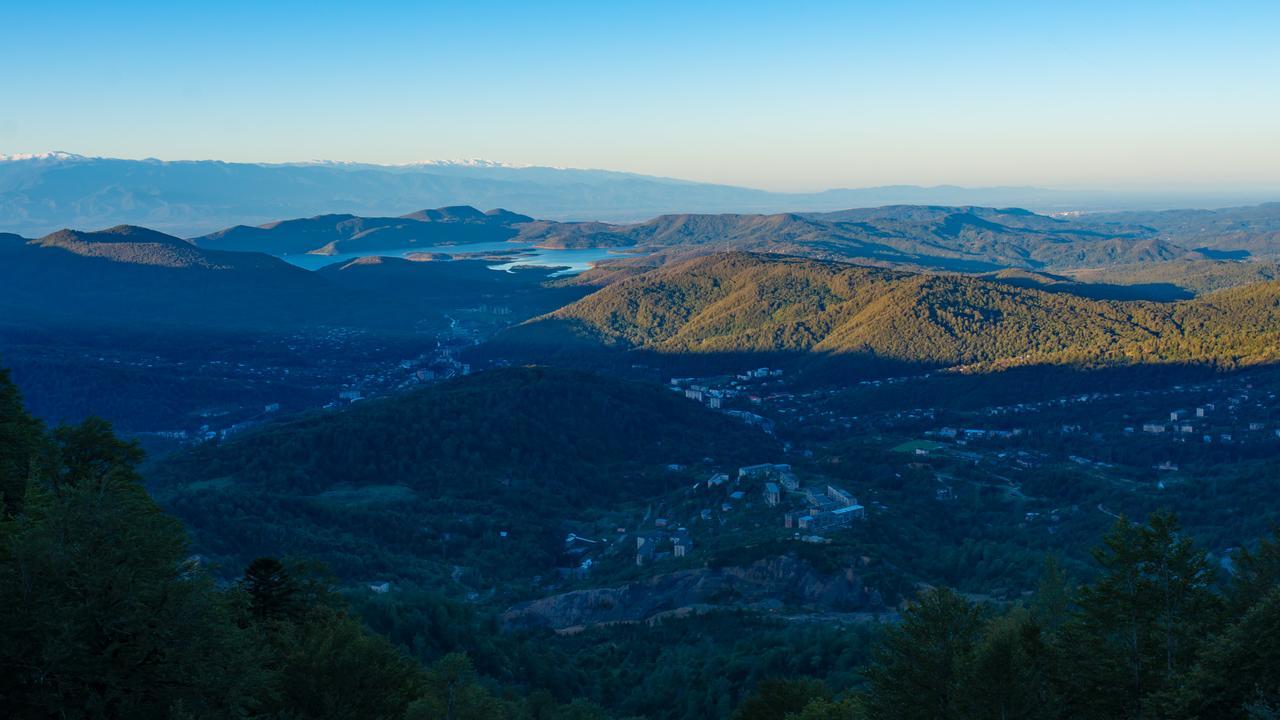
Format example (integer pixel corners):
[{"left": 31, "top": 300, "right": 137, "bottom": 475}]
[
  {"left": 0, "top": 225, "right": 355, "bottom": 328},
  {"left": 195, "top": 206, "right": 534, "bottom": 256},
  {"left": 491, "top": 252, "right": 1280, "bottom": 377},
  {"left": 189, "top": 203, "right": 1240, "bottom": 273}
]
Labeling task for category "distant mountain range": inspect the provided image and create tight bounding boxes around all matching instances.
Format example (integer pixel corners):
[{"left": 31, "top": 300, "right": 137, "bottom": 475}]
[
  {"left": 191, "top": 202, "right": 1280, "bottom": 273},
  {"left": 3, "top": 152, "right": 1278, "bottom": 236},
  {"left": 0, "top": 224, "right": 581, "bottom": 332}
]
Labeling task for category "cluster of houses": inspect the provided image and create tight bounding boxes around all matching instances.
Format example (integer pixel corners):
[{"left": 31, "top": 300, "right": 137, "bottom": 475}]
[
  {"left": 1134, "top": 403, "right": 1280, "bottom": 445},
  {"left": 635, "top": 522, "right": 693, "bottom": 566},
  {"left": 783, "top": 484, "right": 866, "bottom": 532},
  {"left": 670, "top": 369, "right": 785, "bottom": 415},
  {"left": 735, "top": 463, "right": 866, "bottom": 533},
  {"left": 929, "top": 427, "right": 1026, "bottom": 441}
]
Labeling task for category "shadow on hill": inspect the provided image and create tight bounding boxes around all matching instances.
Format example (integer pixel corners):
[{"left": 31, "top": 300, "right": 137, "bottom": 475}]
[
  {"left": 819, "top": 361, "right": 1280, "bottom": 415},
  {"left": 475, "top": 316, "right": 1280, "bottom": 404}
]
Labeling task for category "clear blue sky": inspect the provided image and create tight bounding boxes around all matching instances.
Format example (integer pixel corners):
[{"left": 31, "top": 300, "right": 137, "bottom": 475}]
[{"left": 3, "top": 0, "right": 1278, "bottom": 191}]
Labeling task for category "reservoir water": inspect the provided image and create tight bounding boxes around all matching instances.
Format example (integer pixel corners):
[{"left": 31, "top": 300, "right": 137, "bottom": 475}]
[{"left": 278, "top": 240, "right": 636, "bottom": 276}]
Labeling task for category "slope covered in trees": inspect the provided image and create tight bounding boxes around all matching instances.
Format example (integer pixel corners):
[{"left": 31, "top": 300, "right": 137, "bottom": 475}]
[
  {"left": 494, "top": 252, "right": 1280, "bottom": 377},
  {"left": 147, "top": 366, "right": 779, "bottom": 585}
]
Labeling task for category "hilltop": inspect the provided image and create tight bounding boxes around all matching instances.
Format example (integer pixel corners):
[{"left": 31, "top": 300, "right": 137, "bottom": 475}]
[{"left": 195, "top": 205, "right": 534, "bottom": 256}]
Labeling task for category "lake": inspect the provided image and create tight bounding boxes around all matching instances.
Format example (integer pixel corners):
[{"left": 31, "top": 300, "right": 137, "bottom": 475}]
[{"left": 278, "top": 240, "right": 637, "bottom": 276}]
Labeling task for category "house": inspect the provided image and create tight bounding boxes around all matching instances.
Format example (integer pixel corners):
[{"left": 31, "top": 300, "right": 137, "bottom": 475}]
[
  {"left": 728, "top": 490, "right": 746, "bottom": 502},
  {"left": 708, "top": 473, "right": 729, "bottom": 488},
  {"left": 368, "top": 582, "right": 390, "bottom": 594},
  {"left": 1170, "top": 410, "right": 1188, "bottom": 422},
  {"left": 636, "top": 543, "right": 655, "bottom": 566},
  {"left": 764, "top": 482, "right": 781, "bottom": 506},
  {"left": 708, "top": 396, "right": 723, "bottom": 409},
  {"left": 1142, "top": 423, "right": 1167, "bottom": 434},
  {"left": 1249, "top": 422, "right": 1265, "bottom": 431},
  {"left": 684, "top": 388, "right": 704, "bottom": 402},
  {"left": 672, "top": 533, "right": 692, "bottom": 558}
]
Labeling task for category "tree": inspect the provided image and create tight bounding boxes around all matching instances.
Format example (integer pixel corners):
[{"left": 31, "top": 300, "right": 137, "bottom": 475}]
[
  {"left": 864, "top": 588, "right": 985, "bottom": 720},
  {"left": 268, "top": 607, "right": 425, "bottom": 720},
  {"left": 733, "top": 678, "right": 829, "bottom": 720},
  {"left": 956, "top": 610, "right": 1057, "bottom": 720},
  {"left": 1029, "top": 555, "right": 1073, "bottom": 634},
  {"left": 1183, "top": 587, "right": 1280, "bottom": 719},
  {"left": 407, "top": 652, "right": 510, "bottom": 720},
  {"left": 1229, "top": 528, "right": 1280, "bottom": 615},
  {"left": 786, "top": 697, "right": 867, "bottom": 720},
  {"left": 0, "top": 419, "right": 265, "bottom": 718},
  {"left": 1058, "top": 512, "right": 1220, "bottom": 719},
  {"left": 242, "top": 556, "right": 300, "bottom": 622},
  {"left": 0, "top": 367, "right": 42, "bottom": 514}
]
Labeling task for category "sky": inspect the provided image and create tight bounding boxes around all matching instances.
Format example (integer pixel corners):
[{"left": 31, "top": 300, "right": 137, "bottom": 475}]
[{"left": 3, "top": 0, "right": 1278, "bottom": 192}]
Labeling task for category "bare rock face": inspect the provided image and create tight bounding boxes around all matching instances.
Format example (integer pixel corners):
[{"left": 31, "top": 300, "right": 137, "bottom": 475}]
[{"left": 502, "top": 554, "right": 880, "bottom": 631}]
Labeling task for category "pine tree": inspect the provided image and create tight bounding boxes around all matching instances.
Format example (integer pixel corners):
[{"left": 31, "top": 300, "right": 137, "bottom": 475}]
[{"left": 865, "top": 587, "right": 985, "bottom": 720}]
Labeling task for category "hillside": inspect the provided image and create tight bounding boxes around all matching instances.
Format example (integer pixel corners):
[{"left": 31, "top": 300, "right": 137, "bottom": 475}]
[
  {"left": 148, "top": 366, "right": 778, "bottom": 587},
  {"left": 493, "top": 252, "right": 1280, "bottom": 376},
  {"left": 0, "top": 225, "right": 359, "bottom": 328},
  {"left": 1084, "top": 202, "right": 1280, "bottom": 257},
  {"left": 200, "top": 203, "right": 1229, "bottom": 273},
  {"left": 195, "top": 205, "right": 533, "bottom": 255},
  {"left": 501, "top": 206, "right": 1192, "bottom": 271}
]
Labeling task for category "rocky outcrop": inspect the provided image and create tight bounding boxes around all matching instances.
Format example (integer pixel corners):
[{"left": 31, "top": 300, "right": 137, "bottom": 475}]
[{"left": 502, "top": 554, "right": 880, "bottom": 631}]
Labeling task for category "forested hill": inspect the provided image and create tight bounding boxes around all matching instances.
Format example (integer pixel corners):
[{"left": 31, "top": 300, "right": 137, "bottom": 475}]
[
  {"left": 147, "top": 366, "right": 779, "bottom": 583},
  {"left": 0, "top": 225, "right": 356, "bottom": 328},
  {"left": 194, "top": 205, "right": 532, "bottom": 255},
  {"left": 492, "top": 252, "right": 1280, "bottom": 375}
]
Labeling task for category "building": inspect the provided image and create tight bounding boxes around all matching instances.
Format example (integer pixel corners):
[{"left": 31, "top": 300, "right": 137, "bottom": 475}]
[
  {"left": 708, "top": 396, "right": 723, "bottom": 409},
  {"left": 672, "top": 534, "right": 692, "bottom": 558},
  {"left": 764, "top": 482, "right": 781, "bottom": 507},
  {"left": 1143, "top": 423, "right": 1167, "bottom": 434},
  {"left": 737, "top": 463, "right": 792, "bottom": 481},
  {"left": 707, "top": 473, "right": 729, "bottom": 488},
  {"left": 826, "top": 485, "right": 856, "bottom": 508}
]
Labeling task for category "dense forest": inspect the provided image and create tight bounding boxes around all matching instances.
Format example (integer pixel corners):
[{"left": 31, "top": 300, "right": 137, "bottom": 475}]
[
  {"left": 147, "top": 367, "right": 780, "bottom": 588},
  {"left": 493, "top": 252, "right": 1280, "bottom": 379},
  {"left": 5, "top": 365, "right": 1280, "bottom": 718}
]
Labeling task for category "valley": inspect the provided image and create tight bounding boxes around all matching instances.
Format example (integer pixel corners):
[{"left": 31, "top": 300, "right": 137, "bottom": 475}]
[{"left": 5, "top": 199, "right": 1280, "bottom": 720}]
